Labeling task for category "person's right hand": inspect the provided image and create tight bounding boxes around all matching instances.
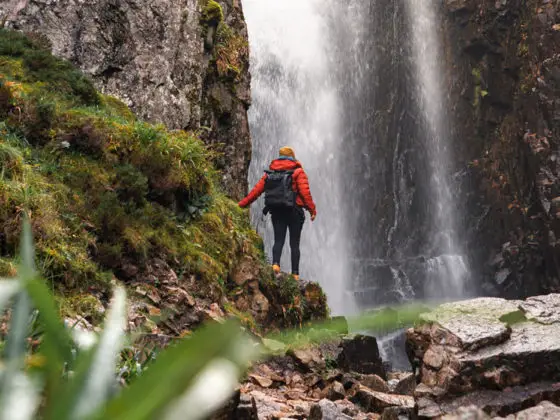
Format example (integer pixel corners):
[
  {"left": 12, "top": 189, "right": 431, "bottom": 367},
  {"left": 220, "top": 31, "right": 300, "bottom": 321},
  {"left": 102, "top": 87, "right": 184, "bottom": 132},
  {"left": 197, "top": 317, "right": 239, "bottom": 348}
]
[{"left": 311, "top": 212, "right": 317, "bottom": 222}]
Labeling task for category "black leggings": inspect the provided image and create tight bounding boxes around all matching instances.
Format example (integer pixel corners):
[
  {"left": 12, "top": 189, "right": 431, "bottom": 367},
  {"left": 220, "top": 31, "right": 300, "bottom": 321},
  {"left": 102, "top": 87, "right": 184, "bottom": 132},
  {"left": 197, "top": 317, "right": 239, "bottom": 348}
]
[{"left": 271, "top": 207, "right": 305, "bottom": 275}]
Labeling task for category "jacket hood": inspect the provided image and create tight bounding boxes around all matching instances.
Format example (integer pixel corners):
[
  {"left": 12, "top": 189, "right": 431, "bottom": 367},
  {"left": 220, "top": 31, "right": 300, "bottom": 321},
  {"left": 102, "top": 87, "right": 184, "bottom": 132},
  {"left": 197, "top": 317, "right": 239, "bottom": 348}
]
[{"left": 269, "top": 158, "right": 302, "bottom": 171}]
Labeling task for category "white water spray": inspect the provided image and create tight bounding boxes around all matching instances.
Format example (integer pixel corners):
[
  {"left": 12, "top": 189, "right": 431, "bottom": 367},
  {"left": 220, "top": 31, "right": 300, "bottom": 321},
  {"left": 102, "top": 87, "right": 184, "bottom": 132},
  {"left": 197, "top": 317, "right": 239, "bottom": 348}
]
[
  {"left": 244, "top": 0, "right": 354, "bottom": 315},
  {"left": 406, "top": 0, "right": 469, "bottom": 299}
]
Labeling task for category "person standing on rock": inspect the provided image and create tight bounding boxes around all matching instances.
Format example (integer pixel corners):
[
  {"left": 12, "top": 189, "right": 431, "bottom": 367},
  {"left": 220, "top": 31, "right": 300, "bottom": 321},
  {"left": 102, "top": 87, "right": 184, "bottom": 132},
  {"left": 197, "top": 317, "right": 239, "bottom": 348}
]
[{"left": 238, "top": 147, "right": 317, "bottom": 281}]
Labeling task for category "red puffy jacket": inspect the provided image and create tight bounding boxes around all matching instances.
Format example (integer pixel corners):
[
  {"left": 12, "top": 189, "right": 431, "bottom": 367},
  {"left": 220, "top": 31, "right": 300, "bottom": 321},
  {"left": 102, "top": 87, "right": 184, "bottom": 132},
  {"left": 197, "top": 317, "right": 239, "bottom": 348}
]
[{"left": 238, "top": 158, "right": 317, "bottom": 216}]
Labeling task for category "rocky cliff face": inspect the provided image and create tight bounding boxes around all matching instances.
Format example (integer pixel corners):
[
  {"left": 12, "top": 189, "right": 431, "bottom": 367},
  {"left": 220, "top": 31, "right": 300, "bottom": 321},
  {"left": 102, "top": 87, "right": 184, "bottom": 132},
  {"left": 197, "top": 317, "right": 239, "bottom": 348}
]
[
  {"left": 442, "top": 0, "right": 560, "bottom": 298},
  {"left": 0, "top": 0, "right": 251, "bottom": 198}
]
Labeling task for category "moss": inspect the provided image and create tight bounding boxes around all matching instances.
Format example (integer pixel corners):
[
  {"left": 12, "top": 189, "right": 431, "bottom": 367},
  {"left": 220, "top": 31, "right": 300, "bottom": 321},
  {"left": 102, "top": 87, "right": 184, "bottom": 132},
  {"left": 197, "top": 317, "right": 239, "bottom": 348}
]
[
  {"left": 0, "top": 29, "right": 99, "bottom": 106},
  {"left": 63, "top": 294, "right": 105, "bottom": 324},
  {"left": 101, "top": 95, "right": 136, "bottom": 122},
  {"left": 201, "top": 0, "right": 224, "bottom": 26},
  {"left": 0, "top": 29, "right": 267, "bottom": 315},
  {"left": 471, "top": 67, "right": 487, "bottom": 109}
]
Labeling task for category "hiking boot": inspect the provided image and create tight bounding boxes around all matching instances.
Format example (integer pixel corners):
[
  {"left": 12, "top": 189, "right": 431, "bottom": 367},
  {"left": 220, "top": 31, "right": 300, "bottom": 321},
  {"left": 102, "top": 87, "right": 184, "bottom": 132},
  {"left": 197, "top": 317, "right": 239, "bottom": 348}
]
[
  {"left": 272, "top": 264, "right": 281, "bottom": 274},
  {"left": 292, "top": 274, "right": 300, "bottom": 281}
]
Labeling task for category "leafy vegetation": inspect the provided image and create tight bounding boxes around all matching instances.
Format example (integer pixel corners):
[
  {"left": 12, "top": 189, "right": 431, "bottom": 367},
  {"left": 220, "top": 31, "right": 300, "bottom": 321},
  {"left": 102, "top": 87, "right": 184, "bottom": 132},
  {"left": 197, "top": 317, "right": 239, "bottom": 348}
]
[
  {"left": 0, "top": 29, "right": 263, "bottom": 318},
  {"left": 214, "top": 23, "right": 249, "bottom": 78}
]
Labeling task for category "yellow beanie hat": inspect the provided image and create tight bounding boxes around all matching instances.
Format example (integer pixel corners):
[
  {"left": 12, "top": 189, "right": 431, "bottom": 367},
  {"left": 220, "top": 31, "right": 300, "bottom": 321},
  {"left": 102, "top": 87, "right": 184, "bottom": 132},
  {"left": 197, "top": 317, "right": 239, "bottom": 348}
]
[{"left": 279, "top": 146, "right": 296, "bottom": 158}]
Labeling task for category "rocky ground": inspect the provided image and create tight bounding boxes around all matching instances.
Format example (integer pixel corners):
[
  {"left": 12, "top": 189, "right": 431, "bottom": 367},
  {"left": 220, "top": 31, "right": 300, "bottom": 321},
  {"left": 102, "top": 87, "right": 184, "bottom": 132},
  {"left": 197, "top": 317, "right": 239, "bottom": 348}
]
[{"left": 212, "top": 293, "right": 560, "bottom": 419}]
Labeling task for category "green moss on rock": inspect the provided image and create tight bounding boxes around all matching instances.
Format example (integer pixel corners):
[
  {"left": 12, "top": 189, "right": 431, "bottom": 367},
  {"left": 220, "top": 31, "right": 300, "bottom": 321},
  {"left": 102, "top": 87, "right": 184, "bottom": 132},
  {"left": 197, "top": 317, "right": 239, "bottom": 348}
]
[
  {"left": 201, "top": 0, "right": 224, "bottom": 26},
  {"left": 0, "top": 29, "right": 264, "bottom": 305}
]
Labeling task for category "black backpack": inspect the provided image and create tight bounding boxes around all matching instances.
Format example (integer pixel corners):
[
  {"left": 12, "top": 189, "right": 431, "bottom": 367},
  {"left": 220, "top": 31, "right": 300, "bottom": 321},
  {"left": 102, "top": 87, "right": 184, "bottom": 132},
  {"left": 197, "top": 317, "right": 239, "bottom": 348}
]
[{"left": 264, "top": 170, "right": 297, "bottom": 209}]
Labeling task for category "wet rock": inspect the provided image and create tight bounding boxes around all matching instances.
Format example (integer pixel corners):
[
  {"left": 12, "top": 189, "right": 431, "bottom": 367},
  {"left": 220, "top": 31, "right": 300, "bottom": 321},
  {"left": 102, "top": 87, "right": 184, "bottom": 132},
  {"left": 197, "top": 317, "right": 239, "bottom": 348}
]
[
  {"left": 358, "top": 374, "right": 391, "bottom": 393},
  {"left": 352, "top": 385, "right": 416, "bottom": 414},
  {"left": 494, "top": 401, "right": 560, "bottom": 420},
  {"left": 417, "top": 397, "right": 443, "bottom": 419},
  {"left": 520, "top": 294, "right": 560, "bottom": 324},
  {"left": 309, "top": 399, "right": 353, "bottom": 420},
  {"left": 324, "top": 381, "right": 345, "bottom": 401},
  {"left": 381, "top": 405, "right": 418, "bottom": 420},
  {"left": 406, "top": 295, "right": 560, "bottom": 396},
  {"left": 338, "top": 335, "right": 386, "bottom": 378},
  {"left": 439, "top": 381, "right": 560, "bottom": 417},
  {"left": 288, "top": 347, "right": 325, "bottom": 372},
  {"left": 249, "top": 374, "right": 273, "bottom": 388},
  {"left": 419, "top": 298, "right": 521, "bottom": 350},
  {"left": 250, "top": 390, "right": 292, "bottom": 419},
  {"left": 441, "top": 405, "right": 490, "bottom": 420},
  {"left": 393, "top": 373, "right": 416, "bottom": 396}
]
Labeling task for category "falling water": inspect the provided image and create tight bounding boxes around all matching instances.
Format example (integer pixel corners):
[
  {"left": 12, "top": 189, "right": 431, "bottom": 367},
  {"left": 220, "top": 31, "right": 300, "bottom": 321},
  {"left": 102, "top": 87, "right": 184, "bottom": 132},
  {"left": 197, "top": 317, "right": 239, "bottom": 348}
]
[
  {"left": 405, "top": 0, "right": 470, "bottom": 300},
  {"left": 244, "top": 0, "right": 472, "bottom": 324},
  {"left": 244, "top": 0, "right": 357, "bottom": 315}
]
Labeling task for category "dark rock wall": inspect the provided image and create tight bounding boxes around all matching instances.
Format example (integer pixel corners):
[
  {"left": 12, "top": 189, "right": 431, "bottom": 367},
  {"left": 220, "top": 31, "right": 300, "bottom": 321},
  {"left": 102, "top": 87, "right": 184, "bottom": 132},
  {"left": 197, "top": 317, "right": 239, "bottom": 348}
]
[
  {"left": 442, "top": 0, "right": 560, "bottom": 297},
  {"left": 0, "top": 0, "right": 251, "bottom": 198}
]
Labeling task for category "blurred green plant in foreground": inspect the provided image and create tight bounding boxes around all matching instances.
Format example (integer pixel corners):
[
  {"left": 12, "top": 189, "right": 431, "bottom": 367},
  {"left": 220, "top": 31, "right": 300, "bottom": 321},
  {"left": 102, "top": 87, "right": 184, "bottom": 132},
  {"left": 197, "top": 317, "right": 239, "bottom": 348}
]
[{"left": 0, "top": 220, "right": 428, "bottom": 420}]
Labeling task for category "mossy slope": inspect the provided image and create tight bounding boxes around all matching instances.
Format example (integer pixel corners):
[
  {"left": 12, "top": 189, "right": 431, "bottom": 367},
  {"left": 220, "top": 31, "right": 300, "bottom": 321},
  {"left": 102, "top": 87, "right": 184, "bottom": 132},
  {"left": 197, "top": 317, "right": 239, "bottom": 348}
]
[{"left": 0, "top": 29, "right": 262, "bottom": 299}]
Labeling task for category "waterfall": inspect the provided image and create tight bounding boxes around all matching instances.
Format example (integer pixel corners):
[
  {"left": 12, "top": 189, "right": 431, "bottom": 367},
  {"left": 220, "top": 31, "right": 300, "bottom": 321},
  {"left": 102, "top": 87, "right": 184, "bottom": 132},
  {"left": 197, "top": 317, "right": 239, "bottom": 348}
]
[
  {"left": 244, "top": 0, "right": 356, "bottom": 315},
  {"left": 244, "top": 0, "right": 472, "bottom": 319},
  {"left": 405, "top": 0, "right": 470, "bottom": 300}
]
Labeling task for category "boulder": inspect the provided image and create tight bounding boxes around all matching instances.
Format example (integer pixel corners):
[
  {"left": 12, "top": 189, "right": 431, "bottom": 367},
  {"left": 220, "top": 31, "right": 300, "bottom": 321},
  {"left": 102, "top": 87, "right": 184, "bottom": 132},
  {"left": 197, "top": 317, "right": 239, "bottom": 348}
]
[
  {"left": 393, "top": 373, "right": 416, "bottom": 396},
  {"left": 325, "top": 381, "right": 346, "bottom": 401},
  {"left": 309, "top": 399, "right": 353, "bottom": 420},
  {"left": 520, "top": 295, "right": 560, "bottom": 325},
  {"left": 419, "top": 381, "right": 560, "bottom": 418},
  {"left": 406, "top": 295, "right": 560, "bottom": 396},
  {"left": 338, "top": 335, "right": 386, "bottom": 379},
  {"left": 352, "top": 385, "right": 416, "bottom": 414},
  {"left": 440, "top": 382, "right": 560, "bottom": 417},
  {"left": 249, "top": 374, "right": 273, "bottom": 388},
  {"left": 250, "top": 390, "right": 292, "bottom": 419},
  {"left": 358, "top": 374, "right": 391, "bottom": 393},
  {"left": 288, "top": 347, "right": 326, "bottom": 372}
]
